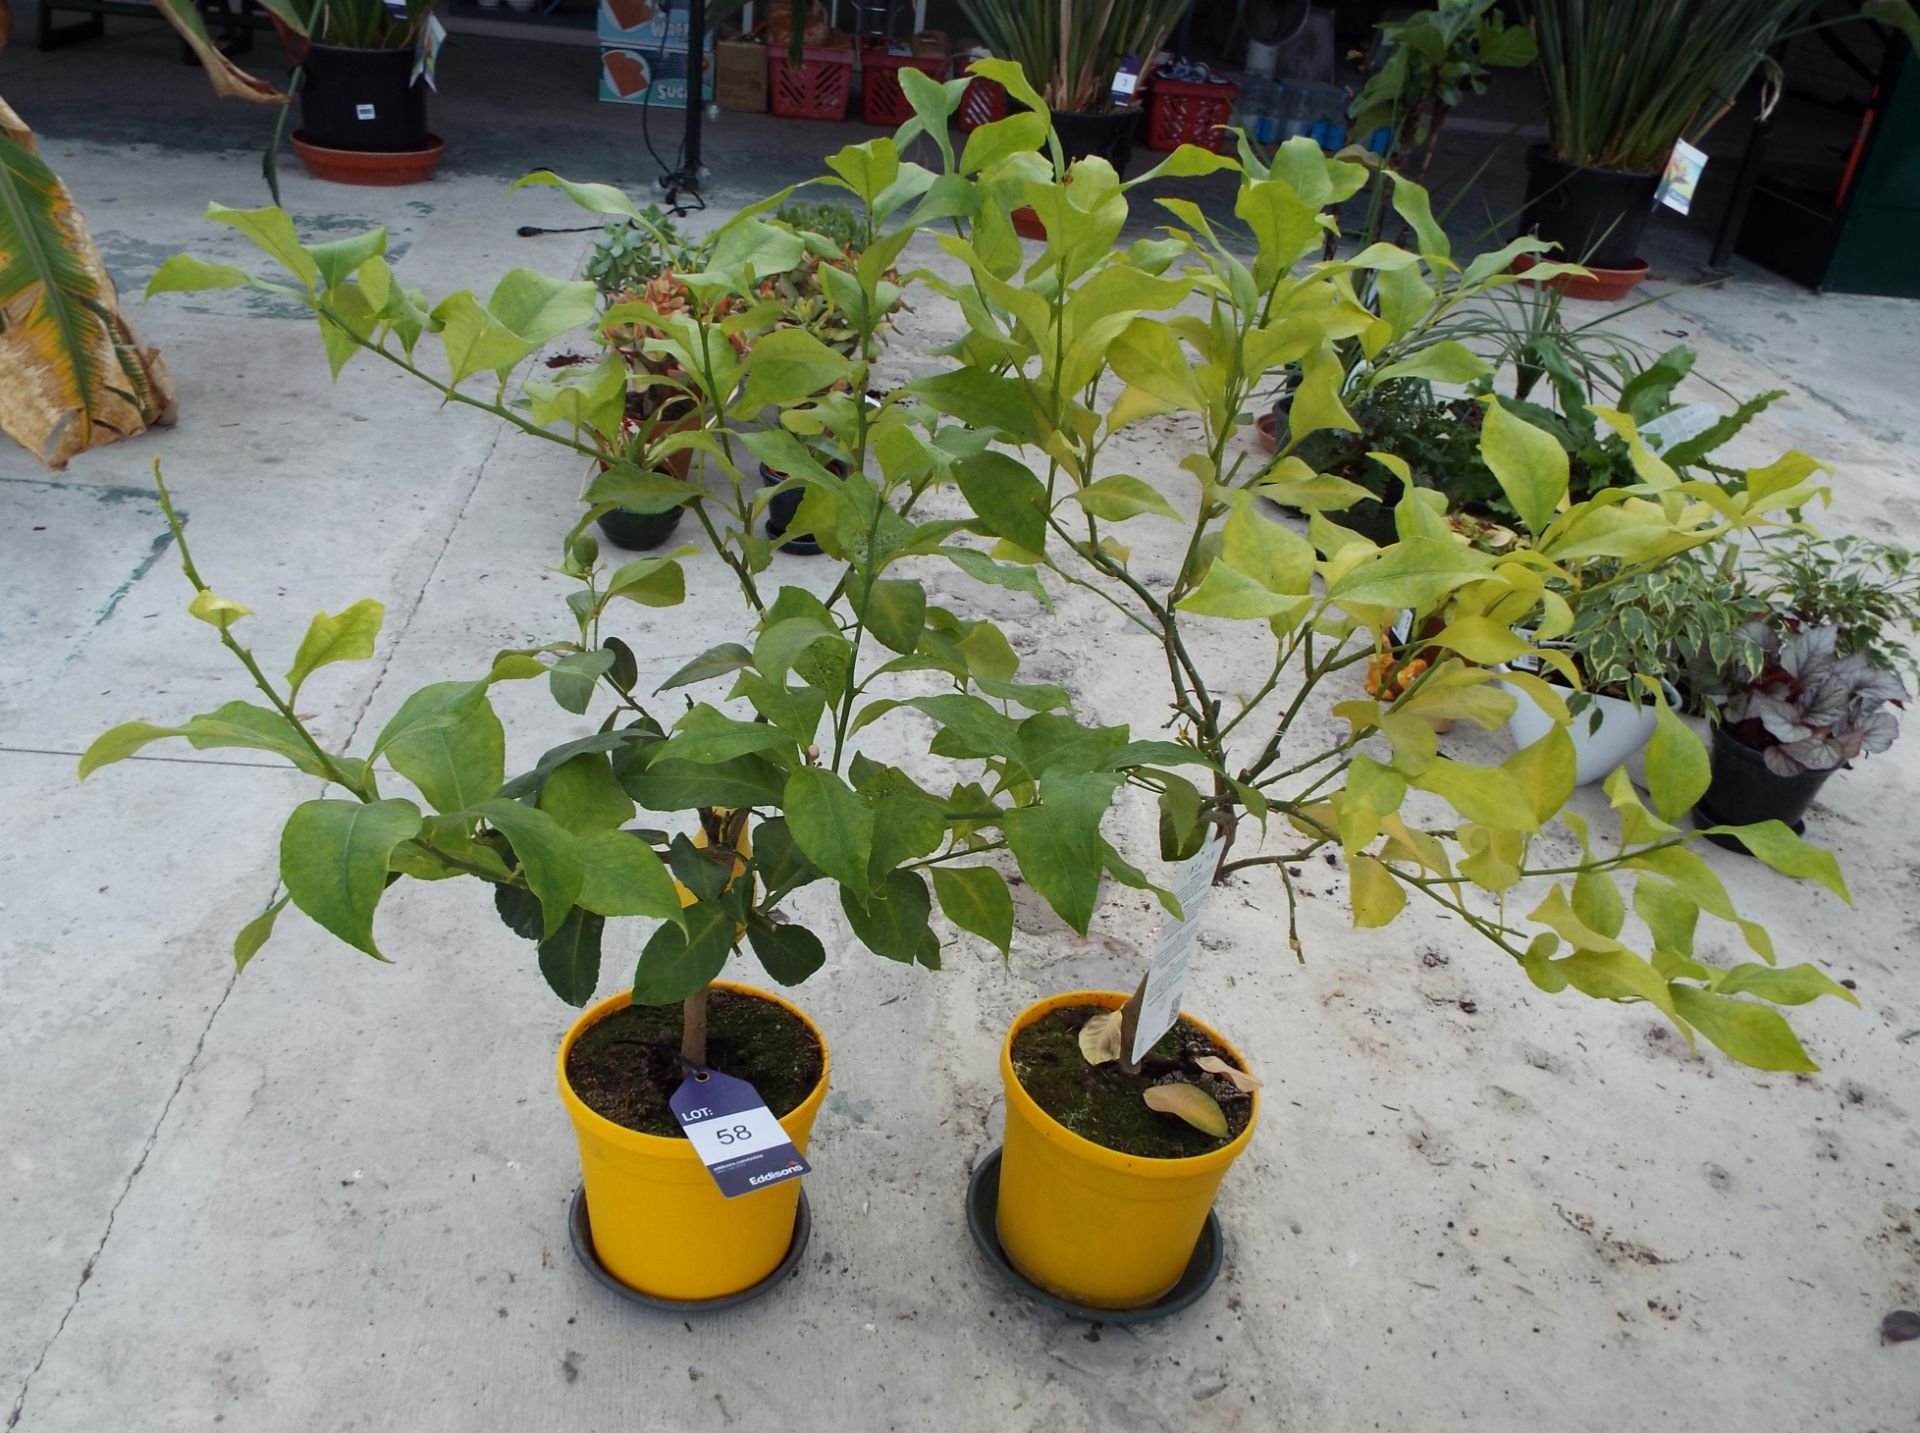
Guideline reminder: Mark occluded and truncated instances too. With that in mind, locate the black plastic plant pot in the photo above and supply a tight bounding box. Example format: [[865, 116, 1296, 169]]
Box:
[[1052, 107, 1140, 178], [1692, 722, 1834, 844], [760, 459, 846, 557], [1519, 144, 1659, 271], [595, 506, 685, 552], [300, 43, 431, 152]]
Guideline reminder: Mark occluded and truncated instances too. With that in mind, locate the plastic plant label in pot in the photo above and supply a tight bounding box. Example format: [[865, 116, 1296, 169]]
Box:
[[994, 991, 1258, 1310]]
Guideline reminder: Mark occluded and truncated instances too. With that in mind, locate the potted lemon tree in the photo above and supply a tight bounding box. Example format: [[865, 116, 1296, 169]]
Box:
[[112, 88, 1864, 1321]]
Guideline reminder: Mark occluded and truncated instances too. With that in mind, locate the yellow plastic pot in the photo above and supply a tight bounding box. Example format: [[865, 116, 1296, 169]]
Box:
[[995, 990, 1259, 1309], [555, 982, 829, 1301]]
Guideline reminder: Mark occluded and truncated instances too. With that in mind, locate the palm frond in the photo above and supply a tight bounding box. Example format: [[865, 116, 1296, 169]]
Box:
[[0, 108, 175, 467]]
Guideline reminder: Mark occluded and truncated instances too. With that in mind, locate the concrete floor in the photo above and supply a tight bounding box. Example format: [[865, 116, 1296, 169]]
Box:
[[6, 19, 1920, 1433]]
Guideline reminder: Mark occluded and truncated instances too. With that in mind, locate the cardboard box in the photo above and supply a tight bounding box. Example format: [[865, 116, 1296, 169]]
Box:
[[715, 36, 767, 112], [599, 42, 713, 108], [598, 0, 690, 47]]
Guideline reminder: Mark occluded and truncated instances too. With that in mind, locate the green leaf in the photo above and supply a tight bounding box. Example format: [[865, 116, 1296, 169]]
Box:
[[487, 268, 597, 344], [376, 681, 506, 814], [431, 291, 535, 384], [931, 865, 1014, 957], [285, 598, 383, 697], [941, 546, 1051, 606], [1074, 474, 1181, 523], [784, 767, 875, 895], [631, 901, 736, 1004], [232, 894, 289, 972], [207, 202, 320, 287], [954, 450, 1048, 554], [840, 869, 933, 962], [279, 798, 423, 960], [1177, 561, 1314, 620], [745, 913, 827, 985], [187, 589, 251, 630], [1480, 399, 1569, 535], [537, 907, 604, 1007], [904, 368, 1042, 443], [1372, 340, 1493, 386], [1669, 987, 1818, 1073], [1327, 538, 1491, 611], [863, 578, 927, 655], [661, 705, 799, 765], [1634, 877, 1699, 958], [1571, 869, 1625, 940], [549, 648, 615, 715], [1003, 771, 1123, 935], [1502, 722, 1576, 824], [1714, 962, 1859, 1009], [623, 755, 788, 811], [1389, 176, 1449, 262], [1410, 757, 1541, 832], [468, 799, 583, 939], [605, 556, 686, 608], [1705, 820, 1850, 902], [1348, 853, 1406, 927], [538, 753, 635, 835], [751, 816, 823, 895], [657, 643, 755, 693], [576, 830, 683, 922], [1643, 695, 1709, 823], [739, 327, 853, 408], [144, 252, 253, 297]]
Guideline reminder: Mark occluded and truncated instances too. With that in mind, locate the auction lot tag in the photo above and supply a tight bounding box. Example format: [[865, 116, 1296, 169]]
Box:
[[670, 1069, 811, 1199]]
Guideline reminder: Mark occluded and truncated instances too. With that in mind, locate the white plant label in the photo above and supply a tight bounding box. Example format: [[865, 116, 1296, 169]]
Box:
[[1656, 140, 1708, 216], [355, 103, 377, 121], [1130, 832, 1225, 1064]]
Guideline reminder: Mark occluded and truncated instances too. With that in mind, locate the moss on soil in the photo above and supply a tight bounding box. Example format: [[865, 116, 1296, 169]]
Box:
[[1010, 1005, 1254, 1159], [565, 990, 824, 1138]]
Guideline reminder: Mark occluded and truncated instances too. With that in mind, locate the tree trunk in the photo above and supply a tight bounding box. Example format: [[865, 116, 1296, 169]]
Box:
[[681, 985, 710, 1068]]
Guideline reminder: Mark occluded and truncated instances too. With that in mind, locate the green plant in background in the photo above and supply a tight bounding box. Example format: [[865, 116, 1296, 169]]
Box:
[[955, 0, 1190, 112], [1554, 554, 1769, 716], [1349, 0, 1537, 183], [109, 64, 1867, 1089], [1752, 533, 1920, 686], [1521, 0, 1920, 174], [1713, 623, 1906, 776], [773, 201, 867, 256], [583, 207, 696, 304]]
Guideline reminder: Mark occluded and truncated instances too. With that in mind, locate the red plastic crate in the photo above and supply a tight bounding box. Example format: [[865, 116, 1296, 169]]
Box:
[[770, 45, 855, 121], [955, 72, 1006, 131], [861, 49, 949, 126], [1145, 73, 1240, 153]]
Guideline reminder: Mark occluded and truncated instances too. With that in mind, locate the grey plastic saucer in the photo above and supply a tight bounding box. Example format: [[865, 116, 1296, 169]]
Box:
[[963, 1147, 1224, 1323], [568, 1183, 811, 1313]]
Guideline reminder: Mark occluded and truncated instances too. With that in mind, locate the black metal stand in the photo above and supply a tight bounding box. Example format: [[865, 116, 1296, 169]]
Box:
[[658, 0, 707, 211]]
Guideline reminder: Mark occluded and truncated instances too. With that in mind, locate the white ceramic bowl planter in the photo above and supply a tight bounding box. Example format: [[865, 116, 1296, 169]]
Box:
[[1500, 678, 1671, 786]]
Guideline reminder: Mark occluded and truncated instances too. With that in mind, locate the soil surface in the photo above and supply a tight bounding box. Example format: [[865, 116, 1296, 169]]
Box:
[[1010, 1005, 1255, 1159], [565, 991, 824, 1138]]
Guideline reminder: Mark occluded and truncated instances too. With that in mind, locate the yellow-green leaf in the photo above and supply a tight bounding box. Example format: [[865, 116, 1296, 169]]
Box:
[[1480, 399, 1568, 534], [1349, 853, 1406, 927], [286, 598, 383, 697]]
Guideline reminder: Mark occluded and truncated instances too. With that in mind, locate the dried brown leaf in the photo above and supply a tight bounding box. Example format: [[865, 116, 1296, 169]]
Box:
[[1143, 1081, 1229, 1138], [1194, 1053, 1263, 1092], [1078, 1008, 1123, 1066]]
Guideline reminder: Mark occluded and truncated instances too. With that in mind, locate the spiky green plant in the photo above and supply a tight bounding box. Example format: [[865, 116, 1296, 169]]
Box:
[[955, 0, 1191, 112], [1523, 0, 1919, 173]]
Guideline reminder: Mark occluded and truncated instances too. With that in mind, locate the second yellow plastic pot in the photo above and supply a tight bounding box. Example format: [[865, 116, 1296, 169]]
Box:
[[995, 990, 1259, 1309], [556, 982, 829, 1302]]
